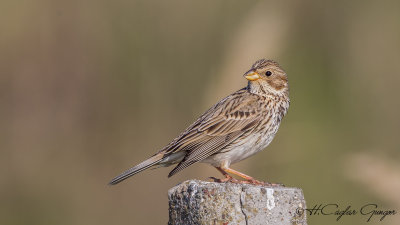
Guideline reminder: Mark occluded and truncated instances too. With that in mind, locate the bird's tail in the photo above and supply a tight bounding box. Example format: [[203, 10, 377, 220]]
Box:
[[109, 153, 164, 185]]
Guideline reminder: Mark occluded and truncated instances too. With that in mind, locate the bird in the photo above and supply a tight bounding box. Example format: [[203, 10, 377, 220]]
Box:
[[109, 59, 290, 185]]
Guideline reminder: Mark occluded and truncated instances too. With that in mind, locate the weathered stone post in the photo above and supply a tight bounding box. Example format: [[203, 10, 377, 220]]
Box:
[[168, 180, 307, 225]]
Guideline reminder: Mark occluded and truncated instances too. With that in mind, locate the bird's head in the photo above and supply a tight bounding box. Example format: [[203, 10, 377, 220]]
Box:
[[244, 59, 289, 96]]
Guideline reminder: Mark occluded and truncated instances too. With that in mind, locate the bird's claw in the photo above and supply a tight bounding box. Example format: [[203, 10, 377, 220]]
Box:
[[208, 176, 240, 183], [239, 179, 285, 187], [208, 177, 284, 187], [257, 181, 285, 187]]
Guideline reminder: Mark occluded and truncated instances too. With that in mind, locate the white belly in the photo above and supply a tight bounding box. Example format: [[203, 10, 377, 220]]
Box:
[[202, 129, 277, 167]]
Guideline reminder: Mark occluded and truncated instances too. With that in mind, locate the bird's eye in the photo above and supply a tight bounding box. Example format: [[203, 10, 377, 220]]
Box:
[[266, 71, 272, 76]]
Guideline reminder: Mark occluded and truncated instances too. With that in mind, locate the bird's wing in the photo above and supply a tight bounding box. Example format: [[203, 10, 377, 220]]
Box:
[[165, 89, 266, 177]]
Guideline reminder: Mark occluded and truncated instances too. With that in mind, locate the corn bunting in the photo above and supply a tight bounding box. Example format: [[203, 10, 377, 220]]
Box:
[[109, 59, 290, 185]]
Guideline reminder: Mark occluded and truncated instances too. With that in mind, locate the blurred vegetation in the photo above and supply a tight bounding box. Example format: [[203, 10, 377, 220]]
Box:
[[1, 0, 399, 224]]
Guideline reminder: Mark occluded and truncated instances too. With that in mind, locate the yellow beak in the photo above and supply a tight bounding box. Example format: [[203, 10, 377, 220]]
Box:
[[244, 71, 261, 81]]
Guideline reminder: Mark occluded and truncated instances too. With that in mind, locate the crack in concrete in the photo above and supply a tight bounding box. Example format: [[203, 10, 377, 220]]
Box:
[[239, 187, 248, 225]]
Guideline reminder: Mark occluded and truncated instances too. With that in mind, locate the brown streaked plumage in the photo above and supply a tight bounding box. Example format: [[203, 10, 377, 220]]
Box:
[[109, 59, 290, 185]]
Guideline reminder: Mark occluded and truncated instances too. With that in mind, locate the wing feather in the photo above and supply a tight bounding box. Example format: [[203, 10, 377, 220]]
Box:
[[162, 88, 266, 177]]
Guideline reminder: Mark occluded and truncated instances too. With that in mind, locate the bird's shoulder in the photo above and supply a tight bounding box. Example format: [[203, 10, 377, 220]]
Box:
[[195, 88, 265, 135]]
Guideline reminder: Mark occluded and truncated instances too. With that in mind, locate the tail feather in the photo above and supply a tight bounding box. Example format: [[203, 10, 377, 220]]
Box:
[[109, 154, 163, 185]]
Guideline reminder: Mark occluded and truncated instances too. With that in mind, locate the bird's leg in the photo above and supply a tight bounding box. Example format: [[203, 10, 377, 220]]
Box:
[[208, 167, 239, 183], [224, 167, 285, 186], [210, 167, 283, 186], [222, 167, 265, 185]]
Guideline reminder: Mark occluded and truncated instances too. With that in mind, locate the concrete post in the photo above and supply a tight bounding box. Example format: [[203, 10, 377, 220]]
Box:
[[168, 180, 307, 225]]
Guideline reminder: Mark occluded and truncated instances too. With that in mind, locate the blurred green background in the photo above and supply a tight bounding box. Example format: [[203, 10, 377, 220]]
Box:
[[1, 0, 400, 224]]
